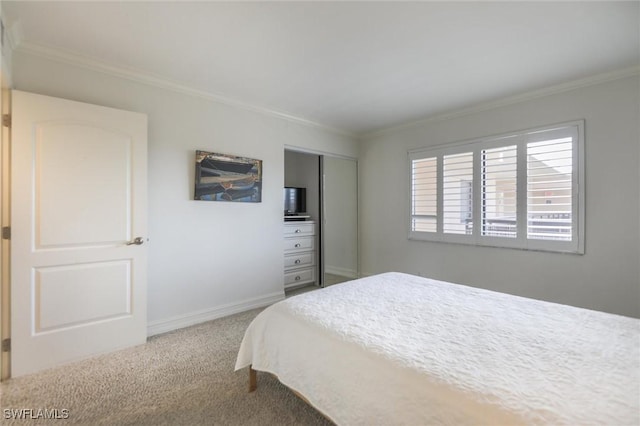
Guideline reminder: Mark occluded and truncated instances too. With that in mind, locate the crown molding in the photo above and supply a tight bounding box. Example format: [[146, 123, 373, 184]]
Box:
[[361, 65, 640, 141], [14, 41, 356, 138]]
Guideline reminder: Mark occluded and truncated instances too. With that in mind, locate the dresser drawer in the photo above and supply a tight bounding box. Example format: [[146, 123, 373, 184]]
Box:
[[284, 252, 315, 270], [284, 236, 315, 253], [284, 267, 316, 287], [284, 222, 315, 237]]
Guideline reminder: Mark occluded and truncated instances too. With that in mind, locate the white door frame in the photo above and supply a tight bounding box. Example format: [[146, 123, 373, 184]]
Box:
[[0, 62, 11, 382]]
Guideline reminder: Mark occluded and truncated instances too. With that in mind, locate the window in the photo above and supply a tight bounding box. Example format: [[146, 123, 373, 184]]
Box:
[[411, 157, 437, 232], [443, 152, 473, 235], [409, 121, 584, 253]]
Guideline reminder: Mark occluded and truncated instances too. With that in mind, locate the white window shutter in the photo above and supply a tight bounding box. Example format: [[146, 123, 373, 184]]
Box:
[[408, 120, 583, 253], [443, 152, 473, 235], [411, 157, 437, 233], [527, 137, 573, 241], [481, 145, 517, 238]]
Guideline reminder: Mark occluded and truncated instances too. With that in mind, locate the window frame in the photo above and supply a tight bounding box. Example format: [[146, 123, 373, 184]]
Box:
[[408, 120, 585, 254]]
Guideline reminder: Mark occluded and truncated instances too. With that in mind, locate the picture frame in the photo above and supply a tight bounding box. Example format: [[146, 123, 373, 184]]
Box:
[[194, 150, 262, 202]]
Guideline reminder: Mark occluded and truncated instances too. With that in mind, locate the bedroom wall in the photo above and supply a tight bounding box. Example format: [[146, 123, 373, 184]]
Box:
[[11, 50, 358, 333], [359, 75, 640, 318]]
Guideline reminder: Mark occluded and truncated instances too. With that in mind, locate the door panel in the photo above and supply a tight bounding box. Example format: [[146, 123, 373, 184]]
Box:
[[11, 90, 147, 377], [321, 156, 358, 286], [35, 260, 131, 332], [36, 123, 132, 248]]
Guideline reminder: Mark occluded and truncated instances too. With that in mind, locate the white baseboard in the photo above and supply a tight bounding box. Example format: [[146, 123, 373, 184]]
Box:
[[325, 266, 358, 278], [147, 291, 284, 337]]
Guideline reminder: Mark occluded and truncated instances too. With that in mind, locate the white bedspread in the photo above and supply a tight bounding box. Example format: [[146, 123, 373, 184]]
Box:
[[235, 272, 640, 425]]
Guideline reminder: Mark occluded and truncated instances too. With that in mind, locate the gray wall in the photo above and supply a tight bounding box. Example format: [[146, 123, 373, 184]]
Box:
[[359, 76, 640, 318], [12, 51, 358, 331]]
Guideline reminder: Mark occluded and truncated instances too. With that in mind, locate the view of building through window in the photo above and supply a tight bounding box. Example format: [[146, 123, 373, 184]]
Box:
[[527, 138, 572, 241], [443, 152, 473, 235], [481, 145, 517, 238], [411, 157, 437, 232]]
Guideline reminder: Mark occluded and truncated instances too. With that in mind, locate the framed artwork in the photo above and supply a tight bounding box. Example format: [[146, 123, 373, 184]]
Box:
[[194, 150, 262, 202]]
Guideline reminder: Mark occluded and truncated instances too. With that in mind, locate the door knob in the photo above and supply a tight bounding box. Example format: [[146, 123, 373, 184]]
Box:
[[126, 237, 144, 246]]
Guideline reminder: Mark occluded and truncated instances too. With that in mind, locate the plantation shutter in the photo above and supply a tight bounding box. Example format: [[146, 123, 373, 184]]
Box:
[[411, 157, 437, 233], [481, 145, 517, 238], [443, 152, 473, 235], [408, 120, 583, 253], [526, 137, 573, 241]]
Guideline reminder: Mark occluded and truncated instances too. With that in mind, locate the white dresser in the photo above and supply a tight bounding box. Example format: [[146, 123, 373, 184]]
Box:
[[284, 220, 316, 289]]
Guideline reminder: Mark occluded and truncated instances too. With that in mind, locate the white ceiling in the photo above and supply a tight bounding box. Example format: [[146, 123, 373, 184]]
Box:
[[2, 1, 639, 135]]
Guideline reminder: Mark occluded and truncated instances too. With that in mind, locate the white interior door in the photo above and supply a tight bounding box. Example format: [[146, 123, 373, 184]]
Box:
[[11, 90, 147, 377]]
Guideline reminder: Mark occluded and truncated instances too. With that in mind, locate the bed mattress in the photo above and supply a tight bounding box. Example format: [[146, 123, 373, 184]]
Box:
[[235, 272, 640, 425]]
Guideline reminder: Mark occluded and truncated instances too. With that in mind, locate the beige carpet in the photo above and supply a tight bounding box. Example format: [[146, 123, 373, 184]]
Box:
[[0, 309, 332, 425]]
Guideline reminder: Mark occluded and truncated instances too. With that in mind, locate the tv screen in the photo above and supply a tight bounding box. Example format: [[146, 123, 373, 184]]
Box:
[[284, 187, 306, 215]]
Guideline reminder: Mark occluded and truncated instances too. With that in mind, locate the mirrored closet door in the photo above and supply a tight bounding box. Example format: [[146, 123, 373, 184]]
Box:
[[320, 156, 358, 287]]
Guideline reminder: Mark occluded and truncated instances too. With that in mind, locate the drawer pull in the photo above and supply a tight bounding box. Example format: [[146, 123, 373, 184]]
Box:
[[295, 229, 302, 233], [295, 243, 301, 248], [295, 276, 301, 281], [295, 259, 301, 264]]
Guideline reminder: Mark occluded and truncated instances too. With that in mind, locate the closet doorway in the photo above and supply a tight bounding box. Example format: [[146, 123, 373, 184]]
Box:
[[284, 148, 358, 288]]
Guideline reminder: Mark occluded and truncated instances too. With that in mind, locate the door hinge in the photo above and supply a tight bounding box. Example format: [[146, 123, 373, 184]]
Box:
[[1, 338, 9, 352], [1, 226, 9, 240], [2, 114, 10, 128]]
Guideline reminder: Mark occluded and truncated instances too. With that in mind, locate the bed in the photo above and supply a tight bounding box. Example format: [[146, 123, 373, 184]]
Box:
[[235, 272, 640, 425]]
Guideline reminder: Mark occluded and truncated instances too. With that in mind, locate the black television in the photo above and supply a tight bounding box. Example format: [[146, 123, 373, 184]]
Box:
[[283, 187, 306, 216]]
